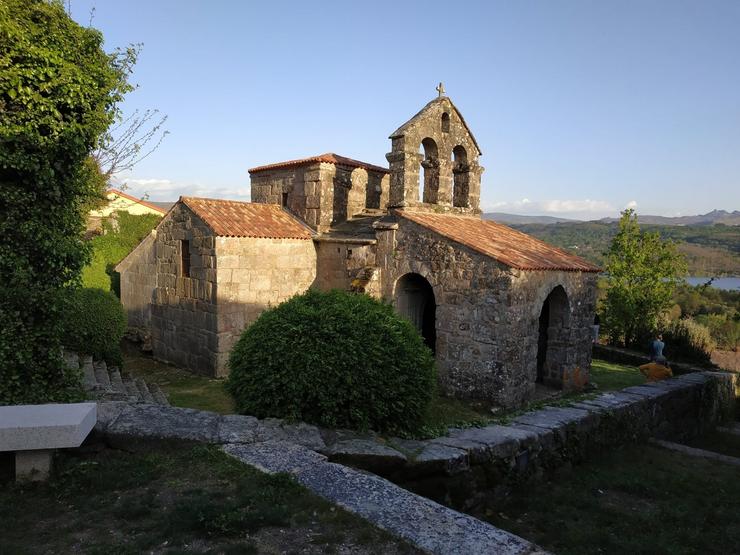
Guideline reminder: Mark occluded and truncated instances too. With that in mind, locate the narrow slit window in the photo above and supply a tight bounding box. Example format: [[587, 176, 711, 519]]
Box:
[[181, 239, 190, 277], [282, 192, 289, 207]]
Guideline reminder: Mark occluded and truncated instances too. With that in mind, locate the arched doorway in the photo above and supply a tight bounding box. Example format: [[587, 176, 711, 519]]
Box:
[[536, 285, 570, 387], [395, 273, 436, 353]]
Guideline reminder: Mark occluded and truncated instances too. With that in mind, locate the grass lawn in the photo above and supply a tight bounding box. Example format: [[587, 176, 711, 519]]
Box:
[[478, 442, 740, 555], [122, 341, 235, 414], [0, 445, 418, 555], [590, 359, 645, 391]]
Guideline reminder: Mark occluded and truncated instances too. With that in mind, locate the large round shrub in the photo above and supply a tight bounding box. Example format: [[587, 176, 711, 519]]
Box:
[[226, 290, 436, 434], [61, 288, 127, 364]]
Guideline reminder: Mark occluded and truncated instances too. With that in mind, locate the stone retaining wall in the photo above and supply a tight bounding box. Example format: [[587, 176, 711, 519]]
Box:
[[320, 372, 737, 511], [93, 371, 735, 554]]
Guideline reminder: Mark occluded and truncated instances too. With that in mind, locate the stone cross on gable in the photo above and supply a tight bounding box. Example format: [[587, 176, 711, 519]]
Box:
[[436, 82, 446, 97]]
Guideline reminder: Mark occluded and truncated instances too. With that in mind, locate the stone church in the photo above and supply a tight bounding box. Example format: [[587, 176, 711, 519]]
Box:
[[117, 91, 600, 408]]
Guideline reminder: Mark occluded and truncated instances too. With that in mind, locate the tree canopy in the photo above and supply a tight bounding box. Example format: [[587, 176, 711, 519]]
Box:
[[601, 209, 687, 347], [0, 0, 134, 403]]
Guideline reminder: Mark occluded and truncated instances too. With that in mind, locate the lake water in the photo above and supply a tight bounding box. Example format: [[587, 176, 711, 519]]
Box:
[[684, 277, 740, 291]]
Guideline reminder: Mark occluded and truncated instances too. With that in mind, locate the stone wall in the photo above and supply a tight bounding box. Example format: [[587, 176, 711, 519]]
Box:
[[510, 269, 598, 394], [322, 371, 737, 513], [375, 217, 597, 408], [387, 97, 483, 213], [214, 236, 317, 376], [314, 240, 376, 292], [150, 204, 219, 375], [117, 232, 157, 329], [250, 163, 390, 233]]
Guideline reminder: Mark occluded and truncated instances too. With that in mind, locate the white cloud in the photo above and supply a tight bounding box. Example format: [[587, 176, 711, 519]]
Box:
[[110, 176, 250, 202], [483, 198, 614, 215], [625, 200, 638, 209], [538, 199, 613, 213]]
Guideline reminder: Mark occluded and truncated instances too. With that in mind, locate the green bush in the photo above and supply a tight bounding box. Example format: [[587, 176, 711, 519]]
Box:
[[83, 211, 161, 293], [695, 313, 740, 351], [226, 290, 436, 434], [662, 317, 716, 364], [61, 288, 127, 365]]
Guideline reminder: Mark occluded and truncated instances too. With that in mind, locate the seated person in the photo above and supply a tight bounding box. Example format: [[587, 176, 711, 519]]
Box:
[[639, 357, 673, 382], [649, 334, 665, 361]]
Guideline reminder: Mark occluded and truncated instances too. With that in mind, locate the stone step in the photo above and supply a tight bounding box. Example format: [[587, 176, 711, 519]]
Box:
[[81, 355, 96, 390], [124, 380, 142, 400], [135, 378, 155, 404], [108, 368, 127, 395], [149, 384, 170, 405], [93, 361, 110, 390]]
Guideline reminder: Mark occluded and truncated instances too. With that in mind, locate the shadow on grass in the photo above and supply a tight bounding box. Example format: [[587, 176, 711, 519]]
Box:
[[478, 442, 740, 555], [121, 341, 235, 414]]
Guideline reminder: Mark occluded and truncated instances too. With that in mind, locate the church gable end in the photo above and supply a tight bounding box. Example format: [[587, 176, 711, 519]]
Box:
[[386, 91, 484, 213]]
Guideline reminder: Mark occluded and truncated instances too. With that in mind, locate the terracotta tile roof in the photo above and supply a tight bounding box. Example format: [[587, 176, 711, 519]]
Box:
[[107, 188, 167, 214], [180, 197, 314, 240], [249, 153, 389, 174], [398, 211, 601, 272]]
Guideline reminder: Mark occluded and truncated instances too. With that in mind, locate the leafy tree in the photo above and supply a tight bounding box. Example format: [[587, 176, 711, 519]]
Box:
[[601, 209, 687, 348], [0, 0, 134, 403]]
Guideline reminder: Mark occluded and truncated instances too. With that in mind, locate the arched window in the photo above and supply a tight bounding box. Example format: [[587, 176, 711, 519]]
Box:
[[441, 112, 450, 133], [452, 145, 469, 207], [419, 138, 439, 203]]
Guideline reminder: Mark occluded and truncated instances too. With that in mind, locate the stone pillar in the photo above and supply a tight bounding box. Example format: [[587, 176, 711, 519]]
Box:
[[387, 137, 423, 208], [467, 163, 484, 213], [317, 163, 336, 233], [373, 219, 399, 296], [438, 156, 453, 206], [15, 449, 53, 481]]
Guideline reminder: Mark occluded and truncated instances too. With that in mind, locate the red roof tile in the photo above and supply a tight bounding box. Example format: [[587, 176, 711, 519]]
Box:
[[180, 197, 314, 240], [398, 211, 601, 272], [249, 153, 389, 174], [107, 188, 167, 214]]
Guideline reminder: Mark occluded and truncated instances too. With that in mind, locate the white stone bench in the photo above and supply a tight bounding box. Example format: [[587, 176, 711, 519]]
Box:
[[0, 403, 97, 481]]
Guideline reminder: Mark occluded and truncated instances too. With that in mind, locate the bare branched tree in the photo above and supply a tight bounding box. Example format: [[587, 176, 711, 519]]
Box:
[[93, 108, 169, 180]]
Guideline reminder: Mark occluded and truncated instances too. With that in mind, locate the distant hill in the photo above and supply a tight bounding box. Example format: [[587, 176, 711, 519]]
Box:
[[506, 220, 740, 276], [482, 213, 579, 225], [484, 209, 740, 227], [598, 210, 740, 226]]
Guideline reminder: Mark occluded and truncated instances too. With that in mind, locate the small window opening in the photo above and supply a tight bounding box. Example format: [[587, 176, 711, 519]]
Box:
[[181, 239, 191, 278], [281, 192, 289, 207], [441, 112, 450, 133]]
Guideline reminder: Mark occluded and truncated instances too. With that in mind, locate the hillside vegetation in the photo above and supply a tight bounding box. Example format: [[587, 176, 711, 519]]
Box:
[[510, 222, 740, 275]]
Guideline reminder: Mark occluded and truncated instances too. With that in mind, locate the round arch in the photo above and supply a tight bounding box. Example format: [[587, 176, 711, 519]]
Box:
[[536, 285, 571, 387], [395, 272, 436, 354]]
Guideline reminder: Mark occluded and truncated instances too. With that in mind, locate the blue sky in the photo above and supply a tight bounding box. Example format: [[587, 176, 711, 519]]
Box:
[[71, 0, 739, 219]]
